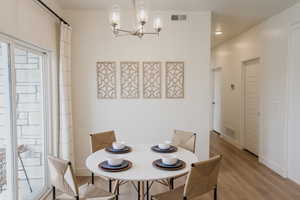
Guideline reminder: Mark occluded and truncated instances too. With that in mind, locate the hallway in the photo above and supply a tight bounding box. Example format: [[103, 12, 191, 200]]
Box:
[[209, 132, 300, 200]]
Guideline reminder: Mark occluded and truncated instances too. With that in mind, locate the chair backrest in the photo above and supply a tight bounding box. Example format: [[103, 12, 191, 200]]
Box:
[[48, 156, 79, 197], [90, 130, 116, 153], [172, 130, 196, 153], [183, 155, 222, 199]]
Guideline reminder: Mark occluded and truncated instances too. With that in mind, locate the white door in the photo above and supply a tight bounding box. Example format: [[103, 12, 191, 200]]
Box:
[[213, 68, 222, 134], [288, 23, 300, 184], [244, 59, 260, 155]]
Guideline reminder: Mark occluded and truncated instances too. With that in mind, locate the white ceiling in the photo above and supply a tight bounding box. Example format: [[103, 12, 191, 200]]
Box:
[[58, 0, 300, 47]]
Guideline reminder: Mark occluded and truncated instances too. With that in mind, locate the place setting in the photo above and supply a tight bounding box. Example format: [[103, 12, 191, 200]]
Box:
[[151, 141, 178, 153], [99, 156, 132, 172], [152, 155, 186, 171], [105, 141, 132, 154]]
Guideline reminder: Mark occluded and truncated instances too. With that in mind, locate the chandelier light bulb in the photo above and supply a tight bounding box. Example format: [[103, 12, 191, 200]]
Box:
[[153, 17, 162, 31], [110, 5, 120, 26], [138, 8, 148, 24]]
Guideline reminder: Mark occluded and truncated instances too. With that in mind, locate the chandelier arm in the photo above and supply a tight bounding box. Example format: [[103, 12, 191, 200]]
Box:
[[117, 33, 134, 37], [116, 29, 134, 34], [143, 32, 159, 35]]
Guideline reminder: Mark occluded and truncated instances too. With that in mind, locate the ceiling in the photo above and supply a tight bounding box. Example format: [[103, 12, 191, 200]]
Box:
[[58, 0, 300, 47]]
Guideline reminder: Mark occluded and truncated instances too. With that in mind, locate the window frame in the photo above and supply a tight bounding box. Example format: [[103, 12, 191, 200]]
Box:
[[0, 32, 53, 200]]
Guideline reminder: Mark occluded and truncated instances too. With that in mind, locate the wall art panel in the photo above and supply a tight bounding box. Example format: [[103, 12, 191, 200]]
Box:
[[166, 62, 184, 98], [97, 61, 116, 99], [120, 62, 139, 98], [143, 62, 162, 99]]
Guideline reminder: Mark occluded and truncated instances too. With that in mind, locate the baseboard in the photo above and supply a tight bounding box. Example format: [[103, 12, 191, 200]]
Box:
[[259, 157, 287, 178], [288, 175, 300, 185], [219, 134, 243, 150], [76, 168, 91, 176]]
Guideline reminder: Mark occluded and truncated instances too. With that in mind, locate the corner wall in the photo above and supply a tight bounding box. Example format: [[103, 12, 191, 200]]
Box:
[[64, 10, 212, 174], [212, 2, 300, 182]]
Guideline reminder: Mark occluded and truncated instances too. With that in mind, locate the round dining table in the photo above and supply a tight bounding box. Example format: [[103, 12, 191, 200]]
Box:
[[86, 144, 198, 200]]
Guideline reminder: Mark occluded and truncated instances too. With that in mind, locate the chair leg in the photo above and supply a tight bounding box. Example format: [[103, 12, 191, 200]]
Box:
[[52, 186, 56, 200], [76, 196, 79, 200], [214, 185, 218, 200], [18, 153, 33, 192], [91, 172, 94, 184], [109, 179, 112, 192]]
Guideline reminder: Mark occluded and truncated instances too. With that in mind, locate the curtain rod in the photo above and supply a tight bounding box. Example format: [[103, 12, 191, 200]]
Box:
[[36, 0, 70, 26]]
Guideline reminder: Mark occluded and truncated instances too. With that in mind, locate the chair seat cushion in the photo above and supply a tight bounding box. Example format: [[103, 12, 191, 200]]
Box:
[[152, 186, 185, 200], [80, 184, 115, 199], [56, 184, 115, 200]]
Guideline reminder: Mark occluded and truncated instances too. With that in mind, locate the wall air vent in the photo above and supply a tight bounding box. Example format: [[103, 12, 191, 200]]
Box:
[[171, 15, 187, 21], [225, 127, 236, 139]]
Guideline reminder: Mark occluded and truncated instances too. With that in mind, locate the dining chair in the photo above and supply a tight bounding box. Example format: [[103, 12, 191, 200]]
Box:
[[151, 155, 222, 200], [159, 130, 197, 190], [89, 130, 125, 196], [48, 155, 115, 200], [172, 130, 197, 153], [89, 131, 116, 186]]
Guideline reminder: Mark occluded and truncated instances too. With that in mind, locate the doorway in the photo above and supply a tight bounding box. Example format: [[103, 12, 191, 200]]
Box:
[[242, 58, 260, 156]]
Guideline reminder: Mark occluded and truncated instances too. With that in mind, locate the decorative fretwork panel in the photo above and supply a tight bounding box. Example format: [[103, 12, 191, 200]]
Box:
[[120, 62, 139, 99], [97, 62, 117, 99], [166, 62, 184, 98], [143, 62, 162, 99]]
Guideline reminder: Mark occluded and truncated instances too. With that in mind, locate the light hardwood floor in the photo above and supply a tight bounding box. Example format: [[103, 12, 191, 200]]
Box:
[[47, 133, 300, 200]]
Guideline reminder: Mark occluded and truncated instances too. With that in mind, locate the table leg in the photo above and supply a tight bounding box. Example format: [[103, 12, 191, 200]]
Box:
[[146, 181, 149, 200], [169, 178, 174, 190], [138, 181, 140, 200]]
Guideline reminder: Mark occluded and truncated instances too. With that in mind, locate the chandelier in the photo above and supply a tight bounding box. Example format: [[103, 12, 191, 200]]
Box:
[[110, 0, 162, 38]]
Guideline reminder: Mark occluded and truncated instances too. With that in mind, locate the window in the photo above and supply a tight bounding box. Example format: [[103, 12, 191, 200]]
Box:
[[0, 35, 52, 200]]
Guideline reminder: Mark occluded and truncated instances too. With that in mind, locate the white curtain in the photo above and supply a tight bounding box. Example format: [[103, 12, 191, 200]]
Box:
[[59, 22, 74, 163]]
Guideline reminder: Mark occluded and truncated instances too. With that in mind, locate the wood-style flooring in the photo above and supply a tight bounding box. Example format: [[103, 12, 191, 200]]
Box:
[[46, 133, 300, 200]]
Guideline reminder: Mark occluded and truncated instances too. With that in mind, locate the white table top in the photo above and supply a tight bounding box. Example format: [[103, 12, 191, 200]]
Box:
[[86, 144, 199, 181]]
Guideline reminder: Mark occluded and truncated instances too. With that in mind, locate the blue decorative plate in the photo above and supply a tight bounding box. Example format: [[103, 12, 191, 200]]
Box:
[[105, 146, 131, 154], [151, 145, 178, 153], [99, 160, 132, 172], [153, 159, 186, 171]]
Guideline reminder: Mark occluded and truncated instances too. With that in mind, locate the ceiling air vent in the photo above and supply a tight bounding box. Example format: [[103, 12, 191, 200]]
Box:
[[171, 15, 187, 21]]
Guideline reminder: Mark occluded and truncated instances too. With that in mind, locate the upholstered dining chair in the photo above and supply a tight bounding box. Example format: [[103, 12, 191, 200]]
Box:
[[89, 131, 116, 192], [48, 155, 115, 200], [152, 155, 222, 200]]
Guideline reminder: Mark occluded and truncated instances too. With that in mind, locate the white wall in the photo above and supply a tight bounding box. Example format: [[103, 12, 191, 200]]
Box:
[[212, 2, 300, 183], [64, 10, 212, 174], [0, 0, 62, 155], [287, 20, 300, 185]]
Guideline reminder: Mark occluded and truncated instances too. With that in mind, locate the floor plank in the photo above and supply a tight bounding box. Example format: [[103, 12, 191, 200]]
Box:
[[46, 133, 300, 200]]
